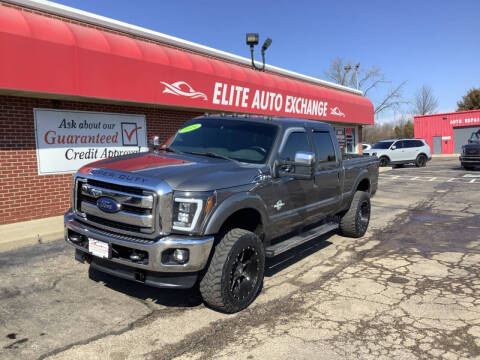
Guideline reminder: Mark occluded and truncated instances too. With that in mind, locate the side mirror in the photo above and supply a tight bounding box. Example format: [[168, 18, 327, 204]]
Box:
[[391, 145, 396, 150], [148, 135, 160, 151], [274, 151, 315, 180], [294, 151, 315, 165]]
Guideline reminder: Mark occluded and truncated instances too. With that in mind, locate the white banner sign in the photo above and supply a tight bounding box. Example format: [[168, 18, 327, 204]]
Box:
[[34, 109, 147, 175]]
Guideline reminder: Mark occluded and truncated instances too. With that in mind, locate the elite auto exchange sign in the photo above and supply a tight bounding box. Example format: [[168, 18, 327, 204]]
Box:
[[160, 80, 346, 119], [34, 109, 147, 175]]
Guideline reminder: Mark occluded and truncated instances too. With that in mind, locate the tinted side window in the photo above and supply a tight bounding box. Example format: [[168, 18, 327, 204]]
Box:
[[280, 132, 310, 161], [403, 140, 423, 148], [403, 140, 415, 148], [312, 131, 336, 163], [393, 141, 404, 149]]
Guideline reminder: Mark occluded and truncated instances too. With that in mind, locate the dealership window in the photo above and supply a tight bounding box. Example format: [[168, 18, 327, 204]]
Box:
[[334, 127, 358, 153]]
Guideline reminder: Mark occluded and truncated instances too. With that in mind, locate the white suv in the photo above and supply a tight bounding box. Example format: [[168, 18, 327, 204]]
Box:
[[364, 139, 432, 167]]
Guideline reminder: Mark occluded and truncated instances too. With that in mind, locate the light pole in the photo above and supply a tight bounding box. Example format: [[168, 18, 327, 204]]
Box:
[[344, 63, 360, 89], [354, 63, 360, 90], [246, 33, 272, 71]]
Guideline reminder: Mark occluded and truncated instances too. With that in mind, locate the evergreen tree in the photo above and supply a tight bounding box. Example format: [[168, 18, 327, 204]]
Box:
[[457, 89, 480, 111]]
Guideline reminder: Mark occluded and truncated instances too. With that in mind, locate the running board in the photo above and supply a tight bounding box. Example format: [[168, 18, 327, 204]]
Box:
[[265, 222, 338, 258]]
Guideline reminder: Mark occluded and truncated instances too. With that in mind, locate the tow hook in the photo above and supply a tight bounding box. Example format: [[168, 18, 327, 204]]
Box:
[[133, 270, 146, 283]]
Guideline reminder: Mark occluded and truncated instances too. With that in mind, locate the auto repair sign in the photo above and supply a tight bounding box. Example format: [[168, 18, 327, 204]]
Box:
[[34, 109, 147, 175]]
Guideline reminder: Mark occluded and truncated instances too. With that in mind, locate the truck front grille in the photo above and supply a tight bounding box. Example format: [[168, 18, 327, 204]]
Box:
[[75, 177, 157, 237]]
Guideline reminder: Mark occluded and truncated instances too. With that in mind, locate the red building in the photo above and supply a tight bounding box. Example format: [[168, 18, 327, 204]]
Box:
[[414, 110, 480, 155], [0, 0, 373, 226]]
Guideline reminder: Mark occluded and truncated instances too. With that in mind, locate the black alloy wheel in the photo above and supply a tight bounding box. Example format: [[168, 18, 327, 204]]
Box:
[[415, 154, 427, 167], [379, 157, 389, 167], [357, 197, 371, 235], [339, 191, 371, 238], [200, 229, 265, 313], [229, 246, 261, 301]]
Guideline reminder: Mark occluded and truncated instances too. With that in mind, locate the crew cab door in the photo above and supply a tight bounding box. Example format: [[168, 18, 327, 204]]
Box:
[[311, 130, 342, 216], [267, 128, 316, 236]]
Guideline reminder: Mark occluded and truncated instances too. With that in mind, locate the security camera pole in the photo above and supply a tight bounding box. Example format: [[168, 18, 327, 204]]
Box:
[[246, 33, 272, 71]]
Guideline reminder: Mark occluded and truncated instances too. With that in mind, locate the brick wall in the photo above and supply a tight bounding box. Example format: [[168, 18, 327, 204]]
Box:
[[0, 95, 201, 225]]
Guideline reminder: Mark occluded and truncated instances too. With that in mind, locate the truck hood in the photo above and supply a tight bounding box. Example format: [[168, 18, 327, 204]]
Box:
[[78, 151, 262, 191], [463, 143, 480, 155]]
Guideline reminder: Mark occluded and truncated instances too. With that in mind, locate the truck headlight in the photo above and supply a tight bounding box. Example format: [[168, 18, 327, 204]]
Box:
[[172, 198, 203, 231]]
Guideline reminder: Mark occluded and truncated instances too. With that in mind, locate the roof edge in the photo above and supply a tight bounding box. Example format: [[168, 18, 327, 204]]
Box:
[[414, 109, 480, 119], [3, 0, 363, 96]]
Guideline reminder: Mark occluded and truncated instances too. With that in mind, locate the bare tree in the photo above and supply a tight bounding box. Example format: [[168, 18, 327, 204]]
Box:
[[324, 57, 407, 115], [363, 123, 395, 144], [412, 85, 439, 115]]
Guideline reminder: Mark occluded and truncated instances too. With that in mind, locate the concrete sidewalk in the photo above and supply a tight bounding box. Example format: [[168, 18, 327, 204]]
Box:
[[432, 153, 460, 157], [0, 215, 64, 252]]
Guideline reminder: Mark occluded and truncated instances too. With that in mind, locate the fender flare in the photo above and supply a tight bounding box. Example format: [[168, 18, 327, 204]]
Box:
[[351, 169, 371, 195], [203, 192, 270, 235]]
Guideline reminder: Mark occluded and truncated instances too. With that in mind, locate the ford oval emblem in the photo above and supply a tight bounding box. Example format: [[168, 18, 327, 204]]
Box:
[[96, 197, 121, 213]]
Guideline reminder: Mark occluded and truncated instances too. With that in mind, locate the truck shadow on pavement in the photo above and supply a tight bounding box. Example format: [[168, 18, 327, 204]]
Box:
[[265, 231, 335, 277], [86, 232, 336, 307], [87, 267, 203, 307]]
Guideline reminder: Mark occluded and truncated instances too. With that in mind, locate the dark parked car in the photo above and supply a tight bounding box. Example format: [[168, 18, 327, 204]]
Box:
[[64, 116, 379, 313], [460, 130, 480, 170]]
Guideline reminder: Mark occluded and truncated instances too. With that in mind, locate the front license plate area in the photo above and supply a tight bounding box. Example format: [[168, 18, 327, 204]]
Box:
[[88, 238, 110, 259]]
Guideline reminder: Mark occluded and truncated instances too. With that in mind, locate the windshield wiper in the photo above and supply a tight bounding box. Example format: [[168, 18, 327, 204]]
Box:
[[184, 151, 240, 164], [163, 147, 186, 155]]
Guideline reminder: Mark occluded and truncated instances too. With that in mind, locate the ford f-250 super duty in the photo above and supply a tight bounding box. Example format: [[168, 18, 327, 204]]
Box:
[[65, 115, 379, 313]]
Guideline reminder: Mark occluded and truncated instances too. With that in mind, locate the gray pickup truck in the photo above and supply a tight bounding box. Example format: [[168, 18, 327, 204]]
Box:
[[460, 130, 480, 170], [65, 115, 379, 313]]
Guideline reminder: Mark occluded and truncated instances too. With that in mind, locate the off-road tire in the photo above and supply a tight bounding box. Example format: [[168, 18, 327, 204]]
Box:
[[339, 191, 371, 238], [415, 154, 427, 167], [199, 229, 265, 313], [379, 156, 389, 167]]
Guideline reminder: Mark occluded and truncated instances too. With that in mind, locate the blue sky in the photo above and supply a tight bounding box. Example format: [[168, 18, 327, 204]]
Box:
[[54, 0, 480, 122]]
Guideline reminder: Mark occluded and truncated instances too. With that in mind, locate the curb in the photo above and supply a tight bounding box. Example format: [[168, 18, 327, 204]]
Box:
[[432, 154, 460, 158], [0, 216, 64, 252]]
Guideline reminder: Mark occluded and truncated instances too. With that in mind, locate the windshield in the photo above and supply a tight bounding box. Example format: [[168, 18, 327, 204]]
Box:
[[372, 141, 394, 149], [168, 119, 278, 164]]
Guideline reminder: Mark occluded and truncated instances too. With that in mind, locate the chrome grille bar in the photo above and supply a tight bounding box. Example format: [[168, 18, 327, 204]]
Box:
[[80, 183, 153, 209], [80, 202, 153, 227], [74, 177, 158, 236]]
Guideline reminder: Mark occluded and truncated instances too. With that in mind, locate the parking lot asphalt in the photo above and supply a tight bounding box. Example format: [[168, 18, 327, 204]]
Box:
[[1, 158, 479, 360]]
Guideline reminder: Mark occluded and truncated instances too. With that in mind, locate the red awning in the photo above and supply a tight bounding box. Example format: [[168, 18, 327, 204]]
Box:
[[0, 6, 373, 124]]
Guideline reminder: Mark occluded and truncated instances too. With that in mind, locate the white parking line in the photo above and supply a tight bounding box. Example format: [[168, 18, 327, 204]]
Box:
[[379, 174, 480, 184]]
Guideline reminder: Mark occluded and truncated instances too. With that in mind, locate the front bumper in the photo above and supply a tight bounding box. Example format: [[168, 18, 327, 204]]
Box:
[[460, 156, 480, 164], [64, 211, 214, 274]]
